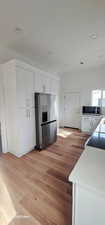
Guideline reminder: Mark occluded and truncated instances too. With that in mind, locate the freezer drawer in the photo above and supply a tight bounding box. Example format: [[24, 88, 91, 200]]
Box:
[[42, 120, 57, 149]]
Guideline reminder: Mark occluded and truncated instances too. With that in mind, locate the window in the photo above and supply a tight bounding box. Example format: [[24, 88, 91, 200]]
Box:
[[92, 90, 101, 106], [92, 90, 105, 107]]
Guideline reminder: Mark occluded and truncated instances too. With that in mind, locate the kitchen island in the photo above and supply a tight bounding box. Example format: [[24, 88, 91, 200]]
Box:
[[69, 117, 105, 225]]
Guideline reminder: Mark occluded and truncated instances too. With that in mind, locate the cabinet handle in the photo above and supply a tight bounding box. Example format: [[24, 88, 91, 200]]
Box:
[[28, 111, 30, 119], [26, 98, 30, 107], [26, 109, 30, 119]]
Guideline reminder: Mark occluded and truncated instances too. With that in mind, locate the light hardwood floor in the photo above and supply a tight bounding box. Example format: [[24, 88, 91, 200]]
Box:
[[0, 128, 89, 225]]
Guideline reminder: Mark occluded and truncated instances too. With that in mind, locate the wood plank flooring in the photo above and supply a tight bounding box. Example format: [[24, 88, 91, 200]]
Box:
[[0, 128, 89, 225]]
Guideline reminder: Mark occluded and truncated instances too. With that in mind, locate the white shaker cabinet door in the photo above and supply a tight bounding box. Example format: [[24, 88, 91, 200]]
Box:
[[74, 184, 105, 225], [17, 108, 35, 156], [50, 79, 58, 95], [16, 67, 34, 108], [91, 117, 101, 130], [41, 74, 51, 94], [35, 71, 51, 94], [81, 116, 102, 133], [81, 117, 92, 133]]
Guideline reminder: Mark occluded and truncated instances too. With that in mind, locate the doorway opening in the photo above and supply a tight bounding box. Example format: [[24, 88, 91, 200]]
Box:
[[63, 92, 80, 129]]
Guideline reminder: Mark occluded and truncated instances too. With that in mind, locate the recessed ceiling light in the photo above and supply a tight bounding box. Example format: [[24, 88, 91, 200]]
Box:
[[48, 50, 53, 55], [98, 54, 104, 59], [14, 27, 23, 34], [64, 63, 69, 66], [89, 34, 97, 39], [80, 61, 84, 65]]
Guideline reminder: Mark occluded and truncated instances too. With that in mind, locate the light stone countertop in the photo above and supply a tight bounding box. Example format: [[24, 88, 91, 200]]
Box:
[[69, 117, 105, 195]]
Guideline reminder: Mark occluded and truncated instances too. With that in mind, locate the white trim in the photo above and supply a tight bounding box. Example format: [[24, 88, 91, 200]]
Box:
[[10, 147, 35, 158], [5, 59, 60, 81], [0, 66, 8, 153]]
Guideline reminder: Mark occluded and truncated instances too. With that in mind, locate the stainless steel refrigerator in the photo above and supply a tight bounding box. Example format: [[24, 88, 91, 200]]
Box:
[[35, 93, 57, 150]]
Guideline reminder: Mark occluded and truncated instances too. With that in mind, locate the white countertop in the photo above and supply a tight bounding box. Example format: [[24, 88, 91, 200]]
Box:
[[69, 117, 105, 195], [81, 114, 103, 117], [69, 146, 105, 194]]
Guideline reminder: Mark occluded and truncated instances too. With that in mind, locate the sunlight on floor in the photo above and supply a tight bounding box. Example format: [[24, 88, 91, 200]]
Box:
[[58, 129, 73, 138], [0, 175, 16, 225]]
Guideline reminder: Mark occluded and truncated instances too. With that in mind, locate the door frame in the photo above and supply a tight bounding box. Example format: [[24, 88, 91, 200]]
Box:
[[63, 91, 81, 128]]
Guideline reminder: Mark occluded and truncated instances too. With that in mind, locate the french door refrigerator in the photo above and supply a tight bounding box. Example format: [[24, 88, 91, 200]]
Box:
[[35, 93, 57, 150]]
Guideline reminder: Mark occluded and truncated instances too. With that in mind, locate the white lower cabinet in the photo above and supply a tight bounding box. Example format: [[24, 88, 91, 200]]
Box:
[[81, 115, 102, 134], [72, 184, 105, 225]]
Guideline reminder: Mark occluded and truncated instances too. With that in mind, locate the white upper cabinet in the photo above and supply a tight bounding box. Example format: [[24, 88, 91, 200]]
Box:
[[34, 67, 60, 95], [34, 70, 52, 94], [50, 78, 59, 95], [34, 70, 43, 93], [16, 66, 34, 108], [41, 73, 50, 93]]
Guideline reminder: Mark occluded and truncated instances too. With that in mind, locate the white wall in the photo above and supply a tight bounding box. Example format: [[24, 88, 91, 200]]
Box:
[[0, 68, 2, 120], [60, 65, 105, 126], [0, 66, 8, 153]]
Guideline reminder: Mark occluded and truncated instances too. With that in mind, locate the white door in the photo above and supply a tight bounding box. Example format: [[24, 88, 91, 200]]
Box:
[[64, 92, 80, 128]]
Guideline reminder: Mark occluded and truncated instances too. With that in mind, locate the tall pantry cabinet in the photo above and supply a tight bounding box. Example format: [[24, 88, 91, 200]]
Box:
[[2, 60, 35, 157], [2, 59, 59, 157]]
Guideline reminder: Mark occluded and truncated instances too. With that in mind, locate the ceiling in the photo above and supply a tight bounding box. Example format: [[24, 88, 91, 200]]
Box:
[[0, 0, 105, 74]]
